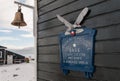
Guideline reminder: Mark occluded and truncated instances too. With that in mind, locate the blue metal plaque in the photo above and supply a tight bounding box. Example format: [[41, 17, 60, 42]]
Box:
[[59, 27, 96, 78]]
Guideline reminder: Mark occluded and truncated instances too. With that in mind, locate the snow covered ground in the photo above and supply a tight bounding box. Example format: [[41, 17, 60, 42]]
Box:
[[0, 61, 36, 81]]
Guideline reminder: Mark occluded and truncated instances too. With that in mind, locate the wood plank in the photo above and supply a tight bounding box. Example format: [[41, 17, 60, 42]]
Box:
[[65, 67, 120, 81], [37, 62, 88, 78], [38, 0, 56, 9], [96, 24, 120, 40], [39, 0, 120, 23], [50, 67, 120, 81], [38, 10, 120, 31], [38, 63, 61, 73], [38, 53, 120, 68], [84, 10, 120, 28], [95, 40, 120, 53], [38, 54, 60, 63], [38, 71, 64, 81], [38, 56, 120, 81], [38, 23, 120, 46], [37, 63, 120, 81], [93, 67, 120, 81], [38, 0, 76, 15], [95, 54, 120, 68], [37, 62, 120, 74], [38, 45, 59, 54], [38, 70, 97, 81], [38, 39, 120, 54], [38, 36, 59, 46], [90, 0, 120, 17], [39, 0, 107, 17], [38, 25, 66, 38]]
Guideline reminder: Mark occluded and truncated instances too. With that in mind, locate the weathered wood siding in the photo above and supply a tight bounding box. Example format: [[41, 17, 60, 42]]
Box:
[[37, 0, 120, 81]]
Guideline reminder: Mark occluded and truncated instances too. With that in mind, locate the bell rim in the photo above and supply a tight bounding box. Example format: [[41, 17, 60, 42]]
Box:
[[11, 22, 27, 26]]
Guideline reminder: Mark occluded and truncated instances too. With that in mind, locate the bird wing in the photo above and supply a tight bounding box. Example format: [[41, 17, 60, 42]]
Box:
[[74, 7, 89, 25], [57, 15, 73, 31]]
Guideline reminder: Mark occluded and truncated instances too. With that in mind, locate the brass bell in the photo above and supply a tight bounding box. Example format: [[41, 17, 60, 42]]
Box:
[[11, 6, 27, 28]]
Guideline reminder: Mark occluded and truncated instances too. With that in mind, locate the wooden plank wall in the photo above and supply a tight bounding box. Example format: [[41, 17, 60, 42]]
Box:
[[37, 0, 120, 81]]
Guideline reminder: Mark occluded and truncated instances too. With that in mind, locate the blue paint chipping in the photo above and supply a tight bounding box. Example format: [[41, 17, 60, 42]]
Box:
[[59, 27, 97, 78]]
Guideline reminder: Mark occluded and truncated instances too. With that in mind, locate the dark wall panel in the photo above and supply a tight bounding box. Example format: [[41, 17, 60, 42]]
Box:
[[38, 54, 120, 68], [38, 36, 58, 46], [96, 24, 120, 40], [38, 70, 98, 81], [38, 10, 120, 31], [38, 0, 56, 8], [38, 40, 120, 55], [94, 68, 120, 81], [37, 0, 120, 81], [38, 0, 107, 23], [95, 40, 120, 53], [38, 63, 61, 72], [38, 0, 76, 15], [38, 25, 65, 39], [38, 54, 60, 63], [38, 23, 120, 46], [38, 45, 59, 54], [84, 10, 120, 28], [95, 54, 120, 68], [39, 0, 120, 23], [38, 63, 120, 81]]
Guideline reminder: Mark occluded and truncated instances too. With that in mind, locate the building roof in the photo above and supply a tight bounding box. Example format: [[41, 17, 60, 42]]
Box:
[[6, 50, 25, 58], [0, 46, 7, 49]]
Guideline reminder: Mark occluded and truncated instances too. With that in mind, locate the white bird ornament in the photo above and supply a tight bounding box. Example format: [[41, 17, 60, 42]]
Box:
[[56, 7, 89, 36]]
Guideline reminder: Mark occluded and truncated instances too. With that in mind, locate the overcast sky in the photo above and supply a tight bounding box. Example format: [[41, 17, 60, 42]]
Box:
[[0, 0, 35, 58]]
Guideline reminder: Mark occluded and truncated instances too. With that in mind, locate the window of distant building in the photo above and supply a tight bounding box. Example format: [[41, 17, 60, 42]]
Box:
[[0, 51, 2, 58]]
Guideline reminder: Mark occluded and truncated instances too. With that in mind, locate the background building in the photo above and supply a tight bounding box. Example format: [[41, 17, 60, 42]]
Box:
[[37, 0, 120, 81], [0, 46, 7, 64], [6, 50, 25, 64], [0, 45, 25, 65]]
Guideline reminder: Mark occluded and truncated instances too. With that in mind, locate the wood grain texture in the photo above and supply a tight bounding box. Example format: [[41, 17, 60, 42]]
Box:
[[38, 0, 108, 23], [95, 54, 120, 68], [38, 70, 97, 81], [38, 36, 59, 46], [37, 23, 120, 46], [38, 0, 56, 8], [95, 40, 120, 53], [38, 53, 120, 68], [38, 63, 61, 73], [39, 0, 120, 23], [37, 63, 120, 81], [93, 68, 120, 81], [38, 45, 59, 54], [38, 10, 120, 31], [38, 0, 76, 15], [38, 39, 120, 54], [38, 54, 60, 63], [38, 25, 65, 38]]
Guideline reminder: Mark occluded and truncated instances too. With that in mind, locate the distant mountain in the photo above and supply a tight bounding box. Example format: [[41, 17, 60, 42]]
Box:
[[9, 46, 35, 58]]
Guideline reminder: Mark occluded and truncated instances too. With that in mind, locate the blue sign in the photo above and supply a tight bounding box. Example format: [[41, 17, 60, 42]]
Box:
[[59, 27, 96, 78]]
